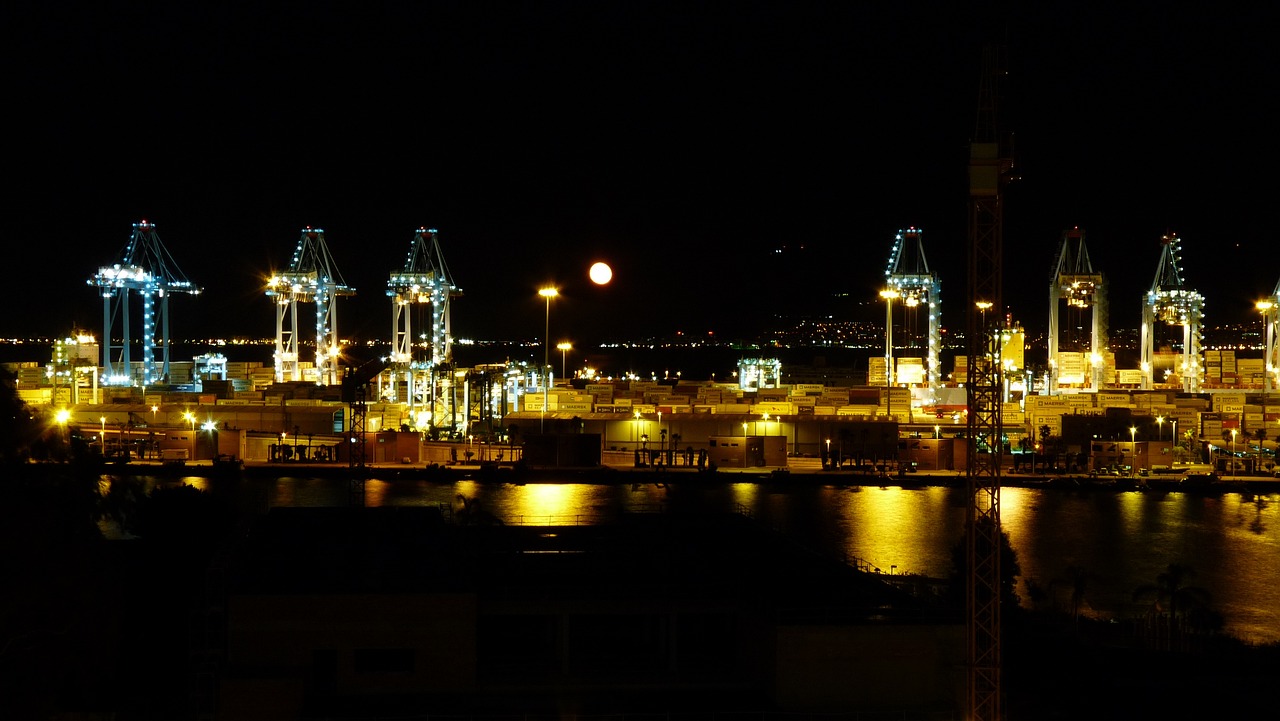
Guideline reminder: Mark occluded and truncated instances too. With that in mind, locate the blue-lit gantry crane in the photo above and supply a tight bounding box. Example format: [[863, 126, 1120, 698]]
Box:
[[88, 220, 202, 386], [1140, 232, 1204, 393], [265, 228, 355, 386], [1048, 228, 1108, 393], [386, 228, 462, 428], [881, 228, 941, 401]]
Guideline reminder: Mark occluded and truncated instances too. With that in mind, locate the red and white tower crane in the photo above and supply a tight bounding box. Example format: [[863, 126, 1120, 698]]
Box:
[[386, 228, 462, 425], [965, 45, 1012, 721], [1048, 227, 1108, 393], [1140, 232, 1204, 393], [265, 227, 355, 386], [88, 220, 202, 386]]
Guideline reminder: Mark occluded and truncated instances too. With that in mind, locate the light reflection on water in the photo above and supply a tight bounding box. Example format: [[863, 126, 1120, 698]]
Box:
[[122, 474, 1280, 645]]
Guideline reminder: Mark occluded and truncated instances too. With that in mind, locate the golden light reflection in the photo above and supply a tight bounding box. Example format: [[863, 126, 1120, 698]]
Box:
[[729, 482, 759, 509], [508, 483, 595, 524], [835, 486, 962, 576], [363, 479, 390, 506]]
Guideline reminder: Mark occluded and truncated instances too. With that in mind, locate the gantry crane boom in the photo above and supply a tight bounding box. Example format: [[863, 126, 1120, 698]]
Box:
[[882, 228, 942, 400], [265, 227, 355, 386], [1139, 232, 1204, 392], [1048, 228, 1108, 392], [88, 220, 202, 386]]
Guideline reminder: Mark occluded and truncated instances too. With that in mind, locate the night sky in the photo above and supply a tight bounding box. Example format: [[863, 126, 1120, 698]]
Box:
[[9, 2, 1278, 351]]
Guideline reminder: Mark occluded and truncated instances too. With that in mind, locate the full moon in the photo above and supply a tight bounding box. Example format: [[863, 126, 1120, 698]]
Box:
[[589, 262, 613, 285]]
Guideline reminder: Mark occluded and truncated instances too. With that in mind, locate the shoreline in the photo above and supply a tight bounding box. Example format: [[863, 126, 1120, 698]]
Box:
[[77, 457, 1280, 493]]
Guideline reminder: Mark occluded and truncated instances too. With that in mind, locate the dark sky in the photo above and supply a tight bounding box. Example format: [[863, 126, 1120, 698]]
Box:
[[9, 2, 1278, 350]]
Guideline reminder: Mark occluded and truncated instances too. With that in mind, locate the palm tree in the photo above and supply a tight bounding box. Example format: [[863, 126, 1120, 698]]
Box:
[[1132, 562, 1213, 648], [1049, 564, 1092, 633]]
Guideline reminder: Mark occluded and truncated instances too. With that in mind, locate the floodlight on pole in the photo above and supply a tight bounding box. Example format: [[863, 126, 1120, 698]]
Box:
[[1129, 426, 1137, 476], [538, 287, 558, 433], [1258, 299, 1275, 394], [557, 342, 572, 380]]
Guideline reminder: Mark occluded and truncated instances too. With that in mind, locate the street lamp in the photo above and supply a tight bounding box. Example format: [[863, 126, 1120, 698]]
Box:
[[557, 342, 572, 380], [538, 287, 559, 391], [184, 411, 197, 460], [100, 416, 106, 449], [1129, 426, 1137, 476], [1258, 300, 1276, 394], [538, 286, 558, 433], [879, 289, 900, 400], [1230, 428, 1238, 477]]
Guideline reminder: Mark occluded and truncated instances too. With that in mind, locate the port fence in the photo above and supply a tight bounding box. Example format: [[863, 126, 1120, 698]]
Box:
[[309, 712, 961, 721]]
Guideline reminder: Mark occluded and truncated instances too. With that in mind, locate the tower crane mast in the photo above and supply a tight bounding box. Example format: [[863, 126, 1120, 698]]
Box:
[[386, 228, 462, 427], [88, 220, 201, 386], [882, 228, 942, 400], [1048, 228, 1108, 392], [965, 45, 1011, 721], [265, 228, 355, 386], [1139, 232, 1204, 393]]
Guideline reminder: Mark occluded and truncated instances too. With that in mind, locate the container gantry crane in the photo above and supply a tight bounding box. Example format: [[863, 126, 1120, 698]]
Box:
[[881, 228, 942, 401], [265, 228, 355, 386], [88, 220, 202, 386], [1139, 232, 1204, 393], [386, 228, 462, 428], [1048, 227, 1108, 393]]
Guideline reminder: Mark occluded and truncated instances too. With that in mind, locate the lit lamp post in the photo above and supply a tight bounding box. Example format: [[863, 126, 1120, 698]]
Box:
[[1230, 428, 1238, 478], [1258, 300, 1276, 394], [1129, 426, 1137, 476], [557, 342, 572, 380], [100, 416, 106, 450], [55, 408, 70, 448], [184, 411, 196, 459], [538, 286, 558, 433], [880, 289, 900, 418]]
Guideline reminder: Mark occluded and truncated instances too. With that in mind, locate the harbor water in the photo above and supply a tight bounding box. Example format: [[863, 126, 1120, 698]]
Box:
[[143, 472, 1280, 646]]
